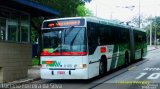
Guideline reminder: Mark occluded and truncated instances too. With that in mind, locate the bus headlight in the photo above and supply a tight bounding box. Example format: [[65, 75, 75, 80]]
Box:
[[76, 64, 87, 68], [41, 64, 47, 68]]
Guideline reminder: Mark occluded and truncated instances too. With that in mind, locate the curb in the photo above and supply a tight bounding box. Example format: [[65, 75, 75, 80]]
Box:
[[148, 49, 156, 51], [147, 48, 158, 51], [3, 67, 42, 88], [14, 77, 41, 84]]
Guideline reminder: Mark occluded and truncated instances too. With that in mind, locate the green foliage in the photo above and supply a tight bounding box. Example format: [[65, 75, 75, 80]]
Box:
[[31, 17, 44, 43], [31, 0, 92, 17], [146, 17, 160, 31], [31, 30, 38, 43], [154, 17, 160, 38], [30, 0, 93, 56], [131, 15, 147, 28], [144, 16, 160, 44], [32, 57, 39, 66], [77, 5, 93, 16], [30, 0, 93, 43]]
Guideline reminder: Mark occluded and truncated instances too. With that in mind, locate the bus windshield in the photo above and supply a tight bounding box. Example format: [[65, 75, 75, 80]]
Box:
[[41, 27, 87, 56]]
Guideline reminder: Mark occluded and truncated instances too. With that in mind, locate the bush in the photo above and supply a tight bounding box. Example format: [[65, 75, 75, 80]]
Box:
[[32, 57, 39, 66]]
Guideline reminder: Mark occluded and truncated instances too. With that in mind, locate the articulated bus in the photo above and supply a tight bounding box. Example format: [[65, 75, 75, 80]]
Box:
[[40, 17, 147, 79]]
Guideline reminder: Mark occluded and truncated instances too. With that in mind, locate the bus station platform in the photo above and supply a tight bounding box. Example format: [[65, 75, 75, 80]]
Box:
[[6, 66, 40, 86]]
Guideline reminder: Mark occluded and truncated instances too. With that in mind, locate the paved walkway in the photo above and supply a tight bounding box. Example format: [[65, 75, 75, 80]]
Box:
[[7, 66, 40, 85], [28, 66, 40, 80], [147, 45, 156, 51]]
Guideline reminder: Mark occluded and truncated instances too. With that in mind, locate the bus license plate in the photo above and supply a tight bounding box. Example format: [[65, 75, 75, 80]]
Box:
[[57, 71, 65, 74]]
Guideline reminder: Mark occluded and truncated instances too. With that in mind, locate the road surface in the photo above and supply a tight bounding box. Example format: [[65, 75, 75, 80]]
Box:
[[9, 48, 160, 89]]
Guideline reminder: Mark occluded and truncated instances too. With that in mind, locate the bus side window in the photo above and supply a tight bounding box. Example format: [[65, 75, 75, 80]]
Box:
[[98, 25, 111, 45], [142, 32, 147, 42], [87, 22, 98, 55], [134, 30, 140, 43], [111, 27, 118, 44]]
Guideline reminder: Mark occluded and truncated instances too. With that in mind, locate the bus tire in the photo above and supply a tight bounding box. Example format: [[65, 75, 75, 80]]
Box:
[[99, 56, 107, 76], [125, 51, 129, 66], [141, 49, 144, 60]]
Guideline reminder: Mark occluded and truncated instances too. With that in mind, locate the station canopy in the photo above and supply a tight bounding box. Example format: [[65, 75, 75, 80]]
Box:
[[0, 0, 59, 16]]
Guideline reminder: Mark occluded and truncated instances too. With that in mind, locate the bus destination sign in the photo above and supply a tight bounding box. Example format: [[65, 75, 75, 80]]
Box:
[[43, 19, 85, 28]]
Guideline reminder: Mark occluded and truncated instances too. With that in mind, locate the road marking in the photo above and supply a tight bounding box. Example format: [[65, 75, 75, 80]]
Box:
[[142, 84, 159, 89], [117, 80, 150, 84], [136, 73, 160, 80], [144, 67, 160, 71], [147, 73, 160, 79], [127, 59, 148, 71], [136, 73, 147, 79], [128, 66, 136, 71]]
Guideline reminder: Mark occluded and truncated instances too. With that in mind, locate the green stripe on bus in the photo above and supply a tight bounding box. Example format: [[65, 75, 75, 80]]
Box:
[[110, 45, 118, 70]]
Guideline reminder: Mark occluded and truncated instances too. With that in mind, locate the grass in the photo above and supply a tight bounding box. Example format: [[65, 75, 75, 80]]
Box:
[[32, 57, 39, 66]]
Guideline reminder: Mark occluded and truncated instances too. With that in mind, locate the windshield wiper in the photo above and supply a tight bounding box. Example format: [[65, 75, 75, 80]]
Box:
[[63, 26, 74, 43], [70, 29, 81, 46]]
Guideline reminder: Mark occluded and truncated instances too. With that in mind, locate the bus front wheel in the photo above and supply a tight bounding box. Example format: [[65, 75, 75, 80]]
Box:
[[99, 57, 107, 76], [99, 61, 105, 76]]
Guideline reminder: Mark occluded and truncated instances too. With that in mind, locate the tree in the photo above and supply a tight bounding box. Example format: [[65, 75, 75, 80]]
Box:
[[144, 16, 160, 45], [130, 14, 147, 28], [31, 0, 92, 17], [30, 0, 93, 61], [76, 5, 93, 16], [31, 0, 93, 43]]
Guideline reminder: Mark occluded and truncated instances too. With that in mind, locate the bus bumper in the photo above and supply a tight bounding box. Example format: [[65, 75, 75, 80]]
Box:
[[40, 68, 89, 79]]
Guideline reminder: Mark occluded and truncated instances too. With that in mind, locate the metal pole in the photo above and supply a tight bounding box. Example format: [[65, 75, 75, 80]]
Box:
[[154, 17, 157, 47], [155, 26, 157, 47], [110, 11, 112, 19], [138, 0, 141, 28], [150, 23, 152, 46], [96, 4, 97, 16]]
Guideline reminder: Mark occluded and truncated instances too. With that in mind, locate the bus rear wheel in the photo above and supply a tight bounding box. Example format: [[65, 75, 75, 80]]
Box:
[[125, 52, 129, 66], [141, 49, 144, 60]]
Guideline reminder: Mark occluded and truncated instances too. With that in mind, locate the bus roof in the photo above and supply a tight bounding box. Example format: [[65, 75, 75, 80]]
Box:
[[43, 17, 145, 32]]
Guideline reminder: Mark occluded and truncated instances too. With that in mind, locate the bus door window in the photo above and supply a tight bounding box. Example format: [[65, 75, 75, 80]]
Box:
[[87, 22, 98, 55]]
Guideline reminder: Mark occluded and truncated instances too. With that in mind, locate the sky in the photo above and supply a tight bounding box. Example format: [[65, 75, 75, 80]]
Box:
[[85, 0, 160, 22]]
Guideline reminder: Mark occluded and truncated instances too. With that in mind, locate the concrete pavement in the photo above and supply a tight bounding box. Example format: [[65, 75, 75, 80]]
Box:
[[147, 45, 157, 51], [6, 66, 40, 86]]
